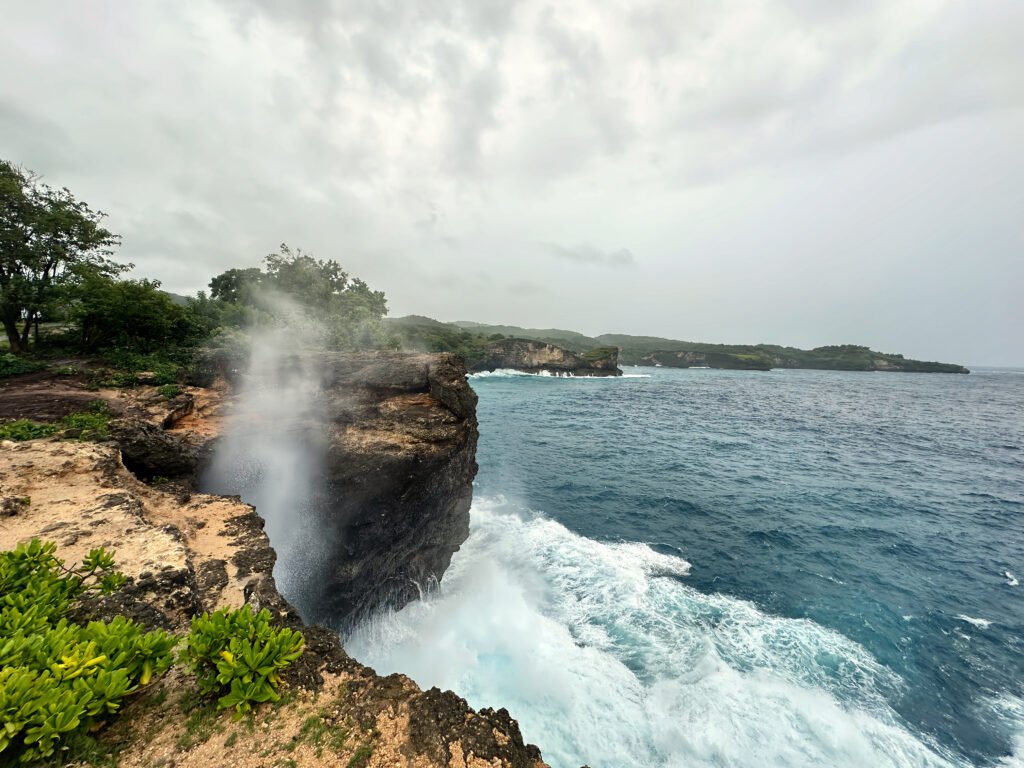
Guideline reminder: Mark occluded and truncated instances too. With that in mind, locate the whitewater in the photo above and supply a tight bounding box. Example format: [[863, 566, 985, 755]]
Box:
[[348, 366, 1024, 768]]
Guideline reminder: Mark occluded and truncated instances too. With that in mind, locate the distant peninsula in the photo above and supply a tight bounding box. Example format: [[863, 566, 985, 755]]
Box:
[[385, 316, 970, 374]]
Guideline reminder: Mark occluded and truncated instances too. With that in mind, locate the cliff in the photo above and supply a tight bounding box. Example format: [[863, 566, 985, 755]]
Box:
[[0, 356, 549, 768], [470, 338, 622, 376], [312, 352, 480, 627], [639, 350, 772, 370]]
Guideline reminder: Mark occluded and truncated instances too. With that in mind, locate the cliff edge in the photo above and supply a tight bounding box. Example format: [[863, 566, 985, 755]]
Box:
[[0, 354, 549, 768], [470, 338, 621, 376]]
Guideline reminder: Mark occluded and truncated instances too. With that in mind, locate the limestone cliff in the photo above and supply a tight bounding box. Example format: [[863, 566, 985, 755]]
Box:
[[0, 356, 549, 768], [471, 338, 622, 376], [315, 351, 480, 627]]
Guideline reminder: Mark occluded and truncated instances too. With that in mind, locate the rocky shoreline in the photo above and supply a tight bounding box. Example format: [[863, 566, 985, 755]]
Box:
[[0, 352, 549, 768]]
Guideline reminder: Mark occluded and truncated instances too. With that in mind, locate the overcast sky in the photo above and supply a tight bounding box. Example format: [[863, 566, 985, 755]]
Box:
[[2, 1, 1022, 364]]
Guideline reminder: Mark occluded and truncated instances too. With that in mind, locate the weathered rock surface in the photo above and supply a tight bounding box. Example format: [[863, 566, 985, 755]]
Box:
[[471, 338, 622, 376], [311, 351, 480, 627], [0, 438, 548, 768]]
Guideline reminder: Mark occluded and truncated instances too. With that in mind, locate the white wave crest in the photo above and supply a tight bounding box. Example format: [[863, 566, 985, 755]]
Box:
[[1005, 571, 1019, 587], [956, 615, 993, 629], [347, 496, 960, 768]]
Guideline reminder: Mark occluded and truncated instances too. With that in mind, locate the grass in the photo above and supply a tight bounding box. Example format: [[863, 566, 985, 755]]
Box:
[[346, 742, 374, 768], [291, 713, 349, 758], [174, 701, 224, 751]]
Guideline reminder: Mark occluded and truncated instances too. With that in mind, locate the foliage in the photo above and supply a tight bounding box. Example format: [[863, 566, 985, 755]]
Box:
[[0, 419, 59, 441], [64, 267, 205, 353], [0, 401, 111, 442], [0, 540, 175, 764], [59, 400, 111, 441], [88, 350, 185, 388], [157, 384, 182, 399], [207, 244, 393, 350], [1, 160, 123, 355], [181, 605, 304, 716], [0, 353, 45, 378]]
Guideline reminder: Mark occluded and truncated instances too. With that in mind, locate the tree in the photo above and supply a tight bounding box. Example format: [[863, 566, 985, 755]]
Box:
[[0, 160, 122, 353], [207, 244, 390, 349], [208, 267, 263, 304], [68, 267, 199, 352]]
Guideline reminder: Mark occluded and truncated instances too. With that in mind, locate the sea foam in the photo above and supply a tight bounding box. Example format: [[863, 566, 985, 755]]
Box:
[[347, 496, 961, 768]]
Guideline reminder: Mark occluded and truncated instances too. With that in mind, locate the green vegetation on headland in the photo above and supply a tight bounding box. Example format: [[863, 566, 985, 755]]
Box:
[[1, 158, 396, 388], [389, 317, 970, 374], [2, 156, 967, 378]]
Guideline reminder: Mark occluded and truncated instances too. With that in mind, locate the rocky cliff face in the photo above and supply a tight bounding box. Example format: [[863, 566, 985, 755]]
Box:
[[472, 338, 621, 376], [0, 356, 549, 768], [314, 352, 479, 627]]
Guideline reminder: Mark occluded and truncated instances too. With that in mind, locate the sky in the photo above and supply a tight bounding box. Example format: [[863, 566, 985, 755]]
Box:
[[2, 1, 1022, 365]]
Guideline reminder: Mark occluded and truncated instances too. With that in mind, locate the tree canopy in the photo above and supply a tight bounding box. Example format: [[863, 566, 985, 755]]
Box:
[[208, 244, 391, 349], [0, 160, 122, 353]]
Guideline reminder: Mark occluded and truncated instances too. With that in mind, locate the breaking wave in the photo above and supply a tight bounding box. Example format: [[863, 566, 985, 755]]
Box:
[[348, 496, 967, 768]]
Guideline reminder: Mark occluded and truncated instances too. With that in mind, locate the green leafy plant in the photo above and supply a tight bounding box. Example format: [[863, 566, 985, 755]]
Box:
[[181, 605, 304, 716], [59, 400, 111, 441], [0, 354, 45, 378], [0, 419, 59, 441], [0, 540, 175, 764], [0, 401, 110, 443], [157, 384, 182, 400]]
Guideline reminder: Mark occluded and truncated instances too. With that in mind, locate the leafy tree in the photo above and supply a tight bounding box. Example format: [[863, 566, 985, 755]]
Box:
[[0, 161, 122, 354], [67, 267, 200, 352], [207, 244, 391, 349], [208, 267, 263, 305]]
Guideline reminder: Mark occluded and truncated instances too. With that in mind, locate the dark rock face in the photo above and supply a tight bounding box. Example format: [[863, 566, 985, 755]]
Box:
[[639, 350, 772, 370], [108, 417, 199, 478], [312, 352, 479, 628], [471, 338, 622, 376]]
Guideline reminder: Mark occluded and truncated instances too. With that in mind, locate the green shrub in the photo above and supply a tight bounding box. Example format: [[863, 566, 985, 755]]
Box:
[[0, 419, 59, 441], [157, 384, 182, 400], [60, 401, 111, 441], [0, 540, 176, 764], [0, 354, 45, 379], [182, 605, 304, 716]]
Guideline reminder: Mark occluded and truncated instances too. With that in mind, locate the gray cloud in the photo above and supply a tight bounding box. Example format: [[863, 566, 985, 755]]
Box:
[[0, 0, 1021, 364], [549, 243, 635, 268]]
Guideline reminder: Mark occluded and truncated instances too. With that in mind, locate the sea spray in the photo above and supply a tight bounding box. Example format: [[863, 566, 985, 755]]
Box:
[[348, 496, 964, 768], [199, 322, 333, 620]]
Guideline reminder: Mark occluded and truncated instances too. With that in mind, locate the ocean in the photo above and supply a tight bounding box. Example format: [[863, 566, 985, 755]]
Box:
[[347, 366, 1024, 768]]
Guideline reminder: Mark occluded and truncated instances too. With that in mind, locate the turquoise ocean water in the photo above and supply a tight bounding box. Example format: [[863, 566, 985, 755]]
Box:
[[349, 366, 1024, 768]]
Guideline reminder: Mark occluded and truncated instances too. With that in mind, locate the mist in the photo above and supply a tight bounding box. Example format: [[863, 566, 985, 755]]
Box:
[[199, 322, 335, 621]]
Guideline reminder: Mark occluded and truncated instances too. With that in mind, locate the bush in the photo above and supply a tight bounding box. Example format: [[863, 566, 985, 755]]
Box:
[[182, 605, 304, 716], [0, 540, 176, 764], [0, 354, 44, 379], [0, 401, 111, 443], [0, 419, 59, 441], [60, 401, 111, 442]]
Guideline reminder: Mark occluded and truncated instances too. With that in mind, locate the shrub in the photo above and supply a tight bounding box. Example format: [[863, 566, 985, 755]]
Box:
[[182, 605, 304, 716], [0, 354, 45, 379], [0, 419, 59, 441], [157, 384, 182, 400], [0, 402, 111, 443], [0, 540, 176, 764], [60, 400, 112, 442]]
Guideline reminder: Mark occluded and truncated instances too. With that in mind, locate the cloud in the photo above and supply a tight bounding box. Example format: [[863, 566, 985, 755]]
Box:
[[548, 243, 635, 268], [0, 0, 1021, 363]]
